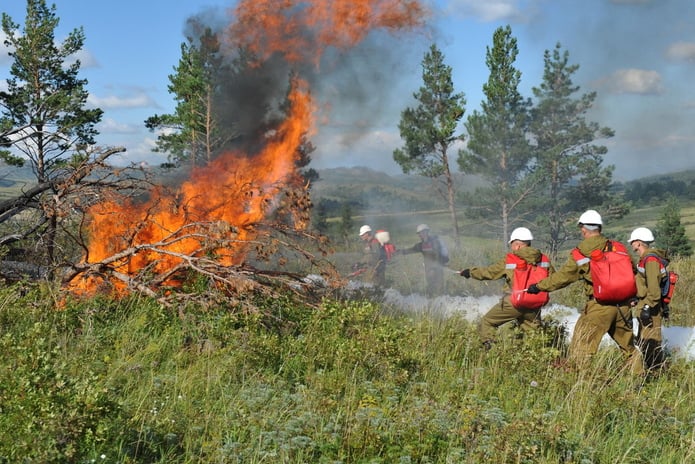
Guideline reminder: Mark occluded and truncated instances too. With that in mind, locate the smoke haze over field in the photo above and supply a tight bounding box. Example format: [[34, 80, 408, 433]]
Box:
[[381, 290, 695, 360]]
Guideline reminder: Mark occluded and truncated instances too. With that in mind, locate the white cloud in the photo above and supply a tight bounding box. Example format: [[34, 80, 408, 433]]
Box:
[[597, 69, 663, 95], [0, 30, 98, 68], [66, 48, 99, 68], [0, 31, 11, 65], [666, 41, 695, 63], [610, 0, 651, 4], [313, 128, 404, 174], [444, 0, 524, 22], [114, 136, 167, 166], [88, 92, 155, 109], [97, 118, 140, 134]]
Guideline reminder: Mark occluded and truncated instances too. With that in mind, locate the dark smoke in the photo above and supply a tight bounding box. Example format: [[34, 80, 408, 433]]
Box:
[[183, 5, 429, 162]]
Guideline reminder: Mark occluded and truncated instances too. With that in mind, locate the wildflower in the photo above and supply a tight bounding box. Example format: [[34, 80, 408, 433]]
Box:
[[530, 380, 539, 388]]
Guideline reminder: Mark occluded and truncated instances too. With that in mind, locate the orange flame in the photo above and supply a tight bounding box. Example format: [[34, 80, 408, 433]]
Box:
[[68, 0, 426, 297], [229, 0, 427, 66], [69, 79, 314, 296]]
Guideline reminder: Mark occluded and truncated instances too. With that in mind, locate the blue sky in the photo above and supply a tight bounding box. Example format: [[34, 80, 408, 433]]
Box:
[[1, 0, 694, 181]]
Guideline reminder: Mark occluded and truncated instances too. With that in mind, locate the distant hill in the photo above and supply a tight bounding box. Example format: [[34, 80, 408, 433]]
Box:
[[622, 169, 695, 184], [311, 166, 485, 214]]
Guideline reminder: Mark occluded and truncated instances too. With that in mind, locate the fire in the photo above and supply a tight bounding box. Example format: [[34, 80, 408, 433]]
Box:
[[229, 0, 427, 65], [67, 0, 426, 297], [69, 80, 314, 296]]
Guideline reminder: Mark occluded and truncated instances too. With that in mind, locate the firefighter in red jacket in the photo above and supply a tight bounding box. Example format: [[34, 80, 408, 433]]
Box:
[[355, 225, 387, 286], [527, 210, 643, 374], [460, 227, 553, 349], [629, 227, 668, 372]]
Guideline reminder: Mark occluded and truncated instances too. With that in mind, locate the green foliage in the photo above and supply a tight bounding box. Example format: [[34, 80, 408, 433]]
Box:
[[393, 43, 465, 238], [0, 0, 105, 266], [338, 202, 355, 247], [656, 196, 693, 258], [0, 0, 103, 179], [145, 28, 230, 167], [393, 44, 466, 177]]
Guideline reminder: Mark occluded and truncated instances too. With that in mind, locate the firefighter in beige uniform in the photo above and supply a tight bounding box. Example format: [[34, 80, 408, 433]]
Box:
[[400, 224, 447, 296], [527, 210, 643, 373], [629, 227, 668, 372], [460, 227, 553, 347]]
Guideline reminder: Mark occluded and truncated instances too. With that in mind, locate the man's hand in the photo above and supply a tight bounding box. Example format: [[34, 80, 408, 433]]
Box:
[[526, 284, 541, 294], [460, 269, 471, 278], [639, 306, 653, 327]]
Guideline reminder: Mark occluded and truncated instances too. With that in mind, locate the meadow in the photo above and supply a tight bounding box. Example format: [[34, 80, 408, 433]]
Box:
[[2, 166, 695, 462], [1, 232, 694, 463]]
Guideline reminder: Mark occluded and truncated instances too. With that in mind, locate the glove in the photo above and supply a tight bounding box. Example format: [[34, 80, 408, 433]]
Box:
[[639, 306, 653, 327], [460, 269, 471, 278], [526, 284, 541, 294], [628, 297, 639, 307]]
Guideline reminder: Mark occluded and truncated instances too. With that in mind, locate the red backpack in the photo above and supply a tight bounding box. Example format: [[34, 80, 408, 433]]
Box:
[[374, 230, 397, 262], [507, 253, 551, 310], [572, 240, 637, 304], [638, 253, 679, 304]]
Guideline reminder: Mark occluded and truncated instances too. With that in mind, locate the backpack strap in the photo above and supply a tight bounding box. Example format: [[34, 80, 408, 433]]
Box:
[[538, 254, 551, 268], [572, 248, 590, 266], [637, 253, 667, 277], [505, 253, 526, 269]]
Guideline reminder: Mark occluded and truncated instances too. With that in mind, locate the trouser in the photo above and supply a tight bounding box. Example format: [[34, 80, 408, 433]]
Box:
[[424, 265, 444, 296], [637, 305, 665, 371], [569, 299, 643, 374], [479, 296, 541, 343]]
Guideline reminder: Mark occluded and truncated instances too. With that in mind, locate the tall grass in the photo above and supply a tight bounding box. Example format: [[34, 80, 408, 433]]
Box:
[[1, 270, 695, 463]]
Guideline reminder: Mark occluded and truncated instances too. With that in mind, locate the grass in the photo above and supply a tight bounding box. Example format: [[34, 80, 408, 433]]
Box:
[[1, 246, 695, 463]]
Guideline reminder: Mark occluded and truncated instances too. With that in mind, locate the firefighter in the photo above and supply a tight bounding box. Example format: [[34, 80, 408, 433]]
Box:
[[354, 225, 387, 286], [629, 227, 668, 373], [460, 227, 553, 349], [399, 224, 448, 296], [527, 210, 643, 374]]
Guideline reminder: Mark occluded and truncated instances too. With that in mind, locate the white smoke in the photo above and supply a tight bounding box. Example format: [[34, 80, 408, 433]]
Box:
[[302, 275, 695, 359], [381, 287, 695, 360]]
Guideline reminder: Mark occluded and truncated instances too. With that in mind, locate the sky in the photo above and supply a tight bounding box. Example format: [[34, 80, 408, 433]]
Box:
[[1, 0, 695, 181]]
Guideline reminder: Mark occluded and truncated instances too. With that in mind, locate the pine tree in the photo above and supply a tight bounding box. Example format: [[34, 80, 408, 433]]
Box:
[[312, 199, 329, 235], [145, 28, 230, 168], [656, 196, 693, 257], [0, 0, 103, 264], [458, 26, 532, 243], [339, 203, 354, 249], [393, 44, 466, 243], [528, 43, 615, 258]]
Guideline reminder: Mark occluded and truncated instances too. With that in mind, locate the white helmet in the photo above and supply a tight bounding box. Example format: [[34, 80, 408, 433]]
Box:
[[508, 227, 533, 243], [359, 225, 372, 236], [629, 227, 655, 244], [416, 223, 430, 233], [577, 209, 603, 226]]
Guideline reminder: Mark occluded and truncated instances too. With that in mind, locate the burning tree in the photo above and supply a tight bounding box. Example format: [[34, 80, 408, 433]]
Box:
[[64, 0, 428, 306]]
